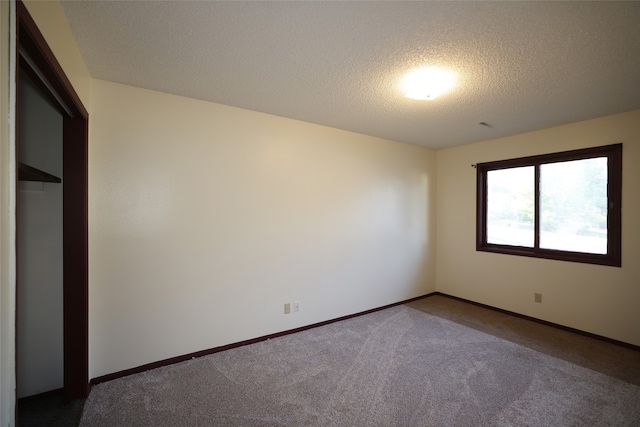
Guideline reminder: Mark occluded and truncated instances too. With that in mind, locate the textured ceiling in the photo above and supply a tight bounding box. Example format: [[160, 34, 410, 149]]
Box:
[[60, 1, 640, 149]]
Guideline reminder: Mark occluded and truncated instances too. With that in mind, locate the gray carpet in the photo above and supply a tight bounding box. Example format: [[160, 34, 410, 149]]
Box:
[[80, 303, 640, 426]]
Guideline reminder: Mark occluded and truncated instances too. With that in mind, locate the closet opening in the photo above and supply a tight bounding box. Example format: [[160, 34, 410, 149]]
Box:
[[16, 0, 89, 402]]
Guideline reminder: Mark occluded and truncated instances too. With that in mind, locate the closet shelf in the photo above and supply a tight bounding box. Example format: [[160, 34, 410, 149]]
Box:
[[18, 162, 61, 183]]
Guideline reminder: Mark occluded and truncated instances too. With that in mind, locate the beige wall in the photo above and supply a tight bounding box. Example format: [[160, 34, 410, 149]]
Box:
[[88, 79, 437, 378], [436, 110, 640, 346]]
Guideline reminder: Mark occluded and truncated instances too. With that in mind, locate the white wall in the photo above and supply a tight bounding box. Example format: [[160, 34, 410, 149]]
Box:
[[16, 72, 64, 398], [436, 110, 640, 346], [88, 79, 437, 378]]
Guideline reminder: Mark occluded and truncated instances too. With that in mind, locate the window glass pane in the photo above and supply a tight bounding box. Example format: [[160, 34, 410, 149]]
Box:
[[540, 157, 607, 254], [487, 166, 534, 247]]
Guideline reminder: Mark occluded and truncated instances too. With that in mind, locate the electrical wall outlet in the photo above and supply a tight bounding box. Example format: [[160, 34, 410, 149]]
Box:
[[284, 303, 291, 314], [534, 293, 542, 303], [294, 301, 300, 313]]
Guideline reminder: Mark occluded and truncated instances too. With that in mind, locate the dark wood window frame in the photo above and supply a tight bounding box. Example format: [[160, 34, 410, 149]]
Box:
[[476, 143, 622, 267]]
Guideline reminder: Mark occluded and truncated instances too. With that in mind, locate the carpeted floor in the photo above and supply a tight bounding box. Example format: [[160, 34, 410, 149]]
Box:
[[407, 295, 640, 387], [80, 295, 640, 426]]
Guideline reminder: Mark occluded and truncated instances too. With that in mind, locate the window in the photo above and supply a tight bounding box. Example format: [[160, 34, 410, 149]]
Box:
[[476, 144, 622, 267]]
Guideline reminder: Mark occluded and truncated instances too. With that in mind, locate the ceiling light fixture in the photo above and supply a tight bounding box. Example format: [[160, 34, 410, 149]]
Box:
[[401, 67, 457, 100]]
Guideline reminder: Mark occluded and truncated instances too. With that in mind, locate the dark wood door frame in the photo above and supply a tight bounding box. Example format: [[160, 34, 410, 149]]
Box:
[[16, 1, 89, 401]]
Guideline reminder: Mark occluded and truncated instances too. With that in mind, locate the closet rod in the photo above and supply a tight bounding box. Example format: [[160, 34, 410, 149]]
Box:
[[19, 45, 74, 118]]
